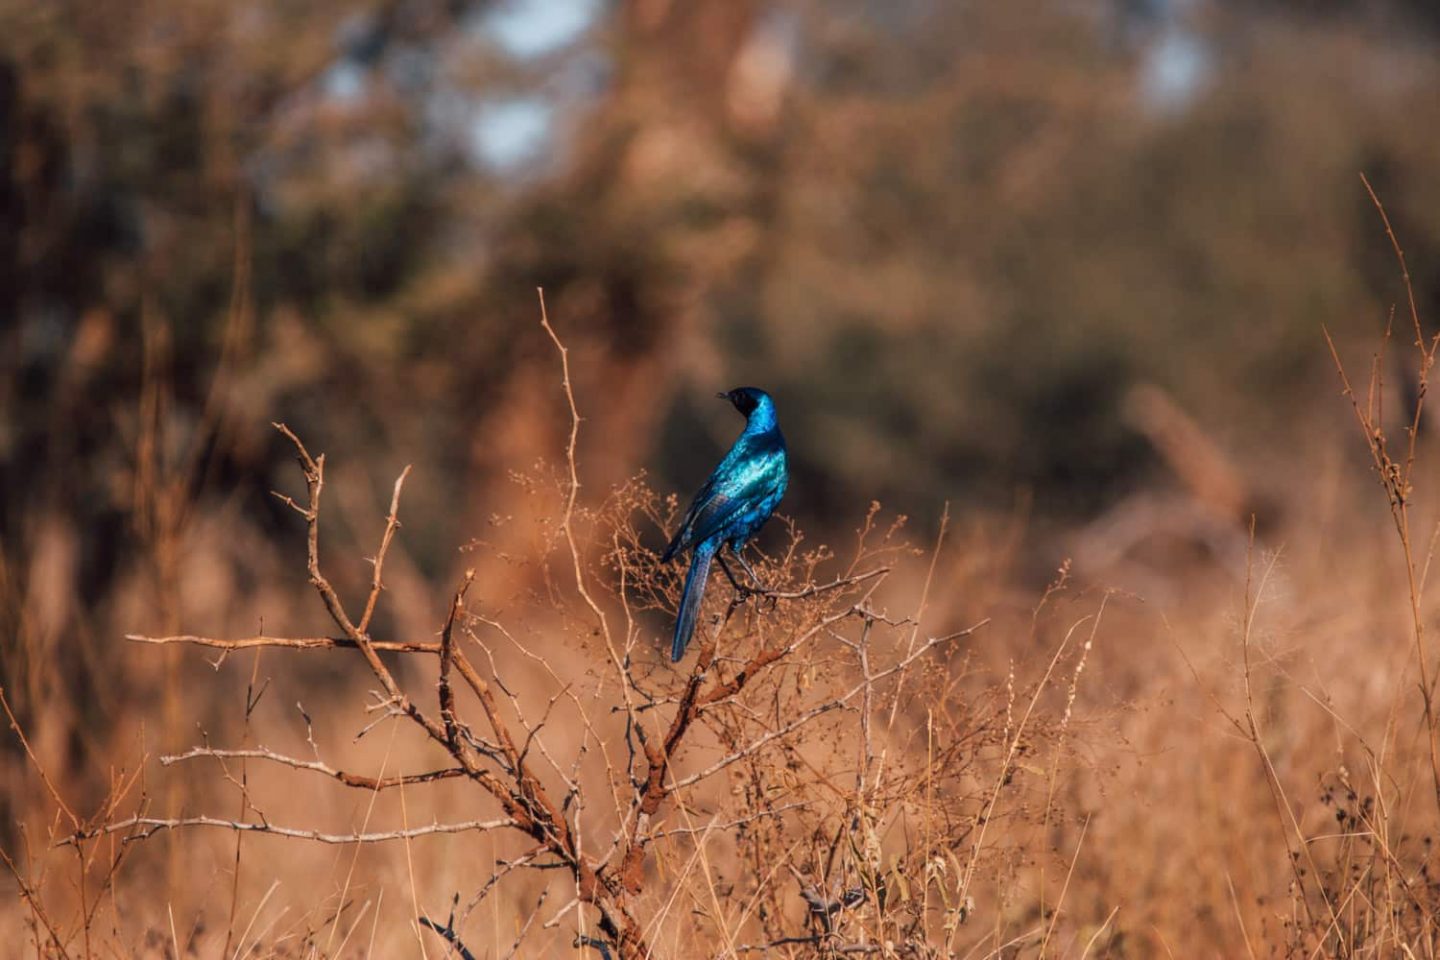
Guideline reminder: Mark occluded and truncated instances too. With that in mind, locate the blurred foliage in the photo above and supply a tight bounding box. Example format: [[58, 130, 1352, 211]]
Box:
[[2, 0, 1440, 794]]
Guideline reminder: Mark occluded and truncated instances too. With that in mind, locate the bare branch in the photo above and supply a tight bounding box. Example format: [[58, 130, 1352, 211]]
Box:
[[270, 425, 452, 751], [537, 289, 623, 683], [271, 423, 357, 637], [740, 566, 890, 601], [1360, 172, 1426, 364], [125, 634, 440, 654], [358, 464, 413, 633], [0, 687, 78, 829], [160, 746, 467, 791], [440, 570, 477, 749], [62, 816, 518, 846]]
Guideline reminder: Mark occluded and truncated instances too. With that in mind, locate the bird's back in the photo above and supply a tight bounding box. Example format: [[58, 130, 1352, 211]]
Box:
[[664, 427, 787, 559]]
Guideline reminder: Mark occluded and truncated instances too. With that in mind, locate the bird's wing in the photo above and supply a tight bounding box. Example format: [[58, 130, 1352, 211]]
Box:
[[666, 441, 785, 556], [663, 474, 720, 559]]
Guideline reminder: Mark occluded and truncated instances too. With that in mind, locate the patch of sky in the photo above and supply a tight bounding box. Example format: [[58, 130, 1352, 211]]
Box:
[[464, 0, 609, 172], [321, 61, 367, 102], [314, 0, 604, 173], [480, 0, 600, 59], [1135, 0, 1211, 114], [1139, 26, 1210, 113], [468, 96, 555, 171]]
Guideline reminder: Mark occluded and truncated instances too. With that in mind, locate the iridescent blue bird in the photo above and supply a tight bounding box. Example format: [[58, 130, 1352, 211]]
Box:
[[662, 387, 788, 661]]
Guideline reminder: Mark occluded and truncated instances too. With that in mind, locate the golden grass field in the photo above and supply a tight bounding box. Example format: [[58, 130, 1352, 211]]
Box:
[[7, 306, 1440, 960]]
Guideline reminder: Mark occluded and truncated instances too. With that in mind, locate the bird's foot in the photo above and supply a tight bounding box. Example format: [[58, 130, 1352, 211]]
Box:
[[717, 554, 778, 607]]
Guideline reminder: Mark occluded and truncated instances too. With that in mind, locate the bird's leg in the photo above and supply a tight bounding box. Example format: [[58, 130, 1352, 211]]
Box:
[[718, 551, 774, 609], [715, 553, 748, 593], [730, 544, 773, 596]]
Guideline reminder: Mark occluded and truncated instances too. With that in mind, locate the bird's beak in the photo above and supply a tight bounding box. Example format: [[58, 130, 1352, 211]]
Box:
[[715, 392, 729, 401]]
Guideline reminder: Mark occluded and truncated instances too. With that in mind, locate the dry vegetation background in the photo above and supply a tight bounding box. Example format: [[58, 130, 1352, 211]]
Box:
[[6, 0, 1440, 957]]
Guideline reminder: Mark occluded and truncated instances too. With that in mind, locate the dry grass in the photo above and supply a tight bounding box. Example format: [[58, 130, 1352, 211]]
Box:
[[10, 271, 1440, 958]]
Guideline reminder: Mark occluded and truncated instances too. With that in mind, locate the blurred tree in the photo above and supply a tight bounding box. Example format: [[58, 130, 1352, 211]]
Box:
[[2, 0, 1440, 816]]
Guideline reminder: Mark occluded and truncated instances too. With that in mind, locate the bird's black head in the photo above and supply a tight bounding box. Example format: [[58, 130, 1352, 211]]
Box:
[[717, 387, 770, 418]]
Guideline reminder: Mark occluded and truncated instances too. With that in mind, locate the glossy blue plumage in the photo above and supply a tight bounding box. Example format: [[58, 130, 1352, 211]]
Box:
[[663, 388, 788, 660]]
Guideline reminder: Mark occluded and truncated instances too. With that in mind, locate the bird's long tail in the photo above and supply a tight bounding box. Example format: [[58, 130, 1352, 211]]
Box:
[[673, 540, 718, 661]]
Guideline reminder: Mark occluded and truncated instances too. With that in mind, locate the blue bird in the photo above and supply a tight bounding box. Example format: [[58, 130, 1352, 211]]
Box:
[[662, 387, 789, 661]]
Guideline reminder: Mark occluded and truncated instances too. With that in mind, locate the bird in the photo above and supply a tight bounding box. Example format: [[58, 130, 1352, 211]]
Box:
[[662, 387, 789, 661]]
